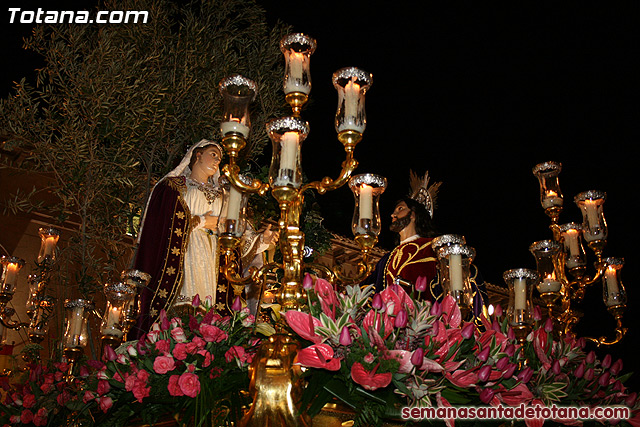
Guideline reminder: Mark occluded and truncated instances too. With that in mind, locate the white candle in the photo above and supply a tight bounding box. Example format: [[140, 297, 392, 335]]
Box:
[[69, 308, 84, 345], [284, 51, 310, 94], [449, 254, 463, 292], [43, 237, 57, 258], [220, 120, 249, 138], [514, 278, 527, 311], [542, 190, 563, 209], [3, 263, 19, 286], [343, 78, 360, 127], [564, 229, 580, 256], [279, 132, 298, 172], [101, 307, 124, 338], [359, 184, 373, 221], [584, 200, 600, 229], [227, 186, 242, 222], [604, 266, 619, 306], [537, 275, 561, 293]]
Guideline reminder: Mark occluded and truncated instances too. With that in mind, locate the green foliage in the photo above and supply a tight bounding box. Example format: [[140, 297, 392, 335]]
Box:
[[0, 0, 291, 296]]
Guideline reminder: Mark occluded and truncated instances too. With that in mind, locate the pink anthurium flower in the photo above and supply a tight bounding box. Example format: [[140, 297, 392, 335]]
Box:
[[445, 369, 478, 388], [350, 362, 392, 391], [440, 295, 461, 328], [296, 344, 341, 371], [362, 309, 394, 339], [284, 310, 323, 344]]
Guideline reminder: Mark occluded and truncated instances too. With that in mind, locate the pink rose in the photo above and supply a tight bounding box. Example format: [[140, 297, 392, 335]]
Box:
[[132, 382, 150, 403], [168, 374, 184, 396], [83, 390, 96, 404], [56, 390, 71, 406], [22, 393, 36, 408], [170, 327, 188, 343], [225, 346, 251, 367], [97, 396, 113, 413], [200, 324, 228, 343], [178, 372, 201, 398], [197, 349, 213, 367]]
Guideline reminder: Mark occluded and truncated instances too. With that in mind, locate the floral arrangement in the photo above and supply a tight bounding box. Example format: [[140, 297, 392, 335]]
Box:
[[285, 274, 640, 427], [0, 295, 262, 427]]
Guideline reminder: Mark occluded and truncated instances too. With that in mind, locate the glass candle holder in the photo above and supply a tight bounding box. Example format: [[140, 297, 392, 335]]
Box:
[[348, 174, 387, 238], [0, 256, 25, 302], [27, 295, 55, 343], [532, 161, 563, 220], [26, 273, 46, 317], [62, 299, 93, 350], [333, 67, 373, 134], [37, 227, 61, 264], [431, 234, 466, 255], [558, 222, 587, 274], [120, 269, 151, 332], [437, 244, 476, 309], [602, 257, 626, 307], [529, 240, 562, 294], [218, 175, 250, 238], [280, 33, 316, 96], [101, 282, 136, 340], [219, 74, 257, 139], [504, 268, 539, 326], [574, 190, 607, 244], [267, 117, 309, 189]]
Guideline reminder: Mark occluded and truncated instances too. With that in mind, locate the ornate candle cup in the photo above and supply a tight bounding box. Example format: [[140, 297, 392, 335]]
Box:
[[529, 240, 563, 294], [431, 234, 466, 255], [62, 299, 93, 352], [533, 161, 563, 223], [348, 174, 387, 244], [101, 282, 136, 347], [218, 175, 250, 249], [558, 223, 587, 279], [219, 74, 257, 144], [602, 257, 626, 308], [26, 273, 46, 317], [120, 269, 151, 338], [504, 268, 539, 344], [437, 244, 475, 317], [267, 117, 309, 189], [333, 67, 373, 141], [280, 33, 316, 114], [574, 190, 607, 257], [37, 226, 61, 265], [27, 295, 55, 344], [0, 256, 25, 306]]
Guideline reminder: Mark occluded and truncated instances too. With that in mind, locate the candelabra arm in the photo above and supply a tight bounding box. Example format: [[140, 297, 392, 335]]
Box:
[[221, 250, 256, 286], [302, 150, 358, 195], [583, 304, 627, 347], [304, 262, 337, 283], [222, 164, 270, 196], [0, 316, 29, 331]]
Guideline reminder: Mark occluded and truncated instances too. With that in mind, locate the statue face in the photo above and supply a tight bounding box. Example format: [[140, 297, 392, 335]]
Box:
[[194, 145, 222, 178], [389, 201, 413, 233]]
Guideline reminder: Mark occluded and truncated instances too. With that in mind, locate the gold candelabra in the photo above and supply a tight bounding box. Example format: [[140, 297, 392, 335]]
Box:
[[531, 161, 627, 345]]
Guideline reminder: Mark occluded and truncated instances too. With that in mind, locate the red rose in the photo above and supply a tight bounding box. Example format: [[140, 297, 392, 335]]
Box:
[[167, 375, 184, 396], [20, 409, 34, 424], [97, 379, 111, 396], [33, 408, 48, 426], [155, 339, 171, 355], [178, 372, 201, 398], [200, 324, 228, 343], [22, 393, 36, 409], [153, 355, 176, 375], [172, 343, 189, 361]]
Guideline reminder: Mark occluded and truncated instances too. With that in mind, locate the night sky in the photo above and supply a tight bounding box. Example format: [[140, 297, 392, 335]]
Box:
[[3, 1, 639, 384]]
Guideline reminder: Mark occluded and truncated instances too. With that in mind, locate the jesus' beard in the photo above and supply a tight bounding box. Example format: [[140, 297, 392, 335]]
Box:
[[389, 215, 412, 233]]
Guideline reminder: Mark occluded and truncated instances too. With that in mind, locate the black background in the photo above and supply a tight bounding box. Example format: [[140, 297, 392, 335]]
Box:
[[3, 1, 639, 386]]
